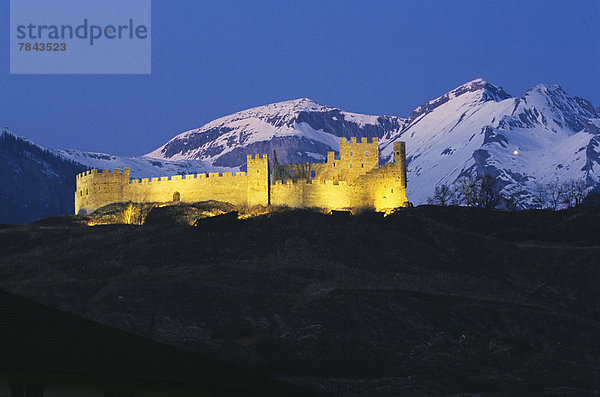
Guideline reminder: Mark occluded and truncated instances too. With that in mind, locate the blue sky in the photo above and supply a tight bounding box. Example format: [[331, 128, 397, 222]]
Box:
[[1, 0, 599, 156]]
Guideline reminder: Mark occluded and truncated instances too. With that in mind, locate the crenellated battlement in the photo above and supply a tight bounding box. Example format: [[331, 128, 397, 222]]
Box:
[[339, 136, 378, 144], [247, 153, 268, 161], [77, 167, 131, 180], [129, 171, 250, 185], [75, 139, 408, 215]]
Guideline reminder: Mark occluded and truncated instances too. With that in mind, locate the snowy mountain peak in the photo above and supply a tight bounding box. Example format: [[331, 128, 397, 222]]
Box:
[[240, 97, 333, 117], [146, 99, 405, 167], [444, 78, 511, 101], [466, 77, 485, 83], [523, 83, 597, 115], [525, 83, 569, 101], [519, 83, 598, 132], [407, 79, 511, 124]]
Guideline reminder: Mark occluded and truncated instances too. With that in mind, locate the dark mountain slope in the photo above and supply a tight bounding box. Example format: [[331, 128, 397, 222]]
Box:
[[0, 130, 86, 224]]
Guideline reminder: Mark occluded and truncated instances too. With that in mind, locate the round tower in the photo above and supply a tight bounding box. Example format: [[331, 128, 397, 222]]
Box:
[[393, 141, 407, 188], [75, 168, 130, 215]]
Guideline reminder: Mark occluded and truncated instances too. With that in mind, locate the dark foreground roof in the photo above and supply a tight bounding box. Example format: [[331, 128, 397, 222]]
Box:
[[0, 289, 311, 396]]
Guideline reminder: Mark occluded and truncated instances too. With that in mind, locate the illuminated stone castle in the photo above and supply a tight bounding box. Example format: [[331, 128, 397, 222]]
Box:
[[75, 138, 408, 215]]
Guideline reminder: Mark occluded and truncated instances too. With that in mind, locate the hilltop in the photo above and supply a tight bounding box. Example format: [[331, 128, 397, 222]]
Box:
[[0, 205, 599, 395]]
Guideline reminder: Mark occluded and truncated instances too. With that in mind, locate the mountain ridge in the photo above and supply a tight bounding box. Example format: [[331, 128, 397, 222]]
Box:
[[145, 97, 406, 168], [379, 80, 599, 205], [405, 78, 512, 125], [2, 79, 600, 223]]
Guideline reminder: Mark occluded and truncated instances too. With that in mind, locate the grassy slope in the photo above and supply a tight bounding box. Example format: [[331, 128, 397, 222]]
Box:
[[0, 206, 599, 396]]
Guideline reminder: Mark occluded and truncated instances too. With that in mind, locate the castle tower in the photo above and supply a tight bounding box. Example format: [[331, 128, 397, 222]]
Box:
[[359, 141, 408, 212], [392, 141, 407, 188], [246, 154, 270, 206], [75, 168, 131, 215], [336, 137, 379, 180]]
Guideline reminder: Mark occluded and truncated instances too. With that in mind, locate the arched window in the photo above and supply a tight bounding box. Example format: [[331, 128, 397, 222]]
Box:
[[173, 191, 181, 202]]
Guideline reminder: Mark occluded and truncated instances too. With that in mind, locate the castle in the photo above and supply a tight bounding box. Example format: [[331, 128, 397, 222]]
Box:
[[75, 138, 408, 215]]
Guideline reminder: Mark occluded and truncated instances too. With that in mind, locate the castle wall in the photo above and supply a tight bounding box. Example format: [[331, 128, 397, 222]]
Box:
[[75, 140, 408, 215], [128, 172, 249, 206], [270, 181, 305, 207], [75, 155, 270, 215], [270, 170, 407, 211], [301, 181, 353, 209], [270, 180, 353, 210]]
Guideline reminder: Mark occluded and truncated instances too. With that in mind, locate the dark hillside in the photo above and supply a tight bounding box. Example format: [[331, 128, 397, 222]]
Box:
[[0, 131, 86, 224], [0, 206, 599, 395]]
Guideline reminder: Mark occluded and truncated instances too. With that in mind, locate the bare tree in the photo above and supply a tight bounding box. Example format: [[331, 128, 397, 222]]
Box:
[[573, 179, 588, 206], [478, 174, 500, 208], [455, 176, 480, 207], [440, 177, 587, 211], [501, 182, 527, 211], [121, 203, 140, 225], [546, 180, 564, 211], [561, 180, 576, 208], [428, 184, 453, 206], [532, 182, 548, 209], [559, 179, 588, 208], [500, 193, 518, 211]]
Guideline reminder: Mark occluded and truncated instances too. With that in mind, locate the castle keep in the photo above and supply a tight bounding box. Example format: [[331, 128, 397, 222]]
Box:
[[75, 138, 408, 215]]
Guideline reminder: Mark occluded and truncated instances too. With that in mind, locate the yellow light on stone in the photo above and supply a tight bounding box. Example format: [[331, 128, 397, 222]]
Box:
[[75, 139, 410, 217]]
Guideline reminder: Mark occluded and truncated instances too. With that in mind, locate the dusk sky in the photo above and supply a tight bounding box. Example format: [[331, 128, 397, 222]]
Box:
[[1, 0, 599, 156]]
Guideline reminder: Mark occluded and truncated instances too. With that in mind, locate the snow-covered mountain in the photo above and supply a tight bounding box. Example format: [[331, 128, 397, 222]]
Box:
[[146, 98, 406, 169], [379, 79, 600, 204], [144, 83, 599, 206], [56, 149, 235, 178], [2, 78, 599, 223]]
